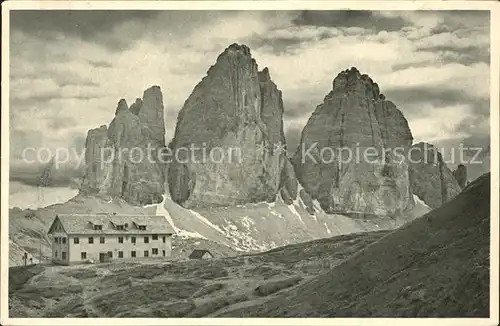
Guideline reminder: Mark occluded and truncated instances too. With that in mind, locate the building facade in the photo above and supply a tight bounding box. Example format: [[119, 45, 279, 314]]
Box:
[[48, 214, 175, 265]]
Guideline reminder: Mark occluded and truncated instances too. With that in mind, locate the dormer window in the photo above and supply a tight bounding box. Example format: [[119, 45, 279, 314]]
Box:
[[93, 224, 103, 230], [114, 223, 129, 230], [138, 225, 146, 231]]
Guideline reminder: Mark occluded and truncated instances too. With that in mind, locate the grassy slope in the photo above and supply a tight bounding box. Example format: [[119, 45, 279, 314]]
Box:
[[227, 173, 491, 317]]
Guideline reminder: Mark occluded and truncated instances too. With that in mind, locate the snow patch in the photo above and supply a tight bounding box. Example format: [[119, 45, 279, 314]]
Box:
[[270, 210, 284, 219], [221, 223, 271, 252], [323, 222, 332, 234], [413, 194, 430, 209], [154, 196, 206, 239], [142, 202, 158, 208], [241, 216, 255, 230], [288, 204, 305, 225], [313, 199, 323, 212]]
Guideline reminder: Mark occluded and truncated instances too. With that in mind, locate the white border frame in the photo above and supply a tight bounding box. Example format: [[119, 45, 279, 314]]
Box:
[[1, 1, 499, 326]]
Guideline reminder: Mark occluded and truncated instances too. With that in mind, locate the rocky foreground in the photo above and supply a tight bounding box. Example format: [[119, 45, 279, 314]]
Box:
[[9, 173, 489, 317]]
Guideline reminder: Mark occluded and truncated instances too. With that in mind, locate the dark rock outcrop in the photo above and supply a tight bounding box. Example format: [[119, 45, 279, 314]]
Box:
[[138, 86, 166, 147], [408, 142, 462, 208], [81, 86, 166, 205], [293, 67, 414, 217], [168, 44, 290, 208], [129, 98, 143, 115], [452, 164, 468, 189], [280, 159, 298, 201]]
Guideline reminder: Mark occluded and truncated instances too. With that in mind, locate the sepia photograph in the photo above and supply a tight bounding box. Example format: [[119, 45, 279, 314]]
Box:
[[1, 1, 498, 324]]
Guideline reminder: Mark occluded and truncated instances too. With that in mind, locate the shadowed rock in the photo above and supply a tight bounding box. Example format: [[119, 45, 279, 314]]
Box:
[[80, 87, 166, 205], [452, 164, 468, 189], [293, 67, 414, 217], [408, 142, 462, 208], [168, 43, 292, 208]]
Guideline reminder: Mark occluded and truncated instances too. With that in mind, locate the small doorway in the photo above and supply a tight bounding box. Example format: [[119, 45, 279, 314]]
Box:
[[99, 253, 106, 263]]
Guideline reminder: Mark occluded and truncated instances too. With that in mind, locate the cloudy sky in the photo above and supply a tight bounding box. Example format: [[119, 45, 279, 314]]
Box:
[[9, 10, 490, 185]]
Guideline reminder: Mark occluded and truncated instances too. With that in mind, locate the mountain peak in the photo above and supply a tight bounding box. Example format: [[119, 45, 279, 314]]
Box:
[[258, 67, 271, 82], [226, 43, 251, 56], [331, 67, 380, 99], [115, 99, 128, 115]]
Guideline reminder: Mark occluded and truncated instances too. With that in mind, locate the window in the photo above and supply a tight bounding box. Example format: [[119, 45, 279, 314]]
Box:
[[55, 237, 59, 244], [118, 236, 124, 244], [152, 248, 158, 255], [55, 250, 58, 258], [139, 225, 146, 230], [162, 236, 166, 243], [74, 237, 79, 244], [152, 234, 158, 240], [89, 237, 94, 244], [62, 238, 66, 244], [108, 251, 113, 258], [131, 251, 136, 257], [162, 250, 166, 257], [118, 251, 123, 258], [131, 236, 136, 244], [62, 252, 67, 260], [81, 252, 87, 259], [144, 250, 149, 257], [144, 236, 149, 243], [93, 225, 102, 230], [100, 236, 105, 244]]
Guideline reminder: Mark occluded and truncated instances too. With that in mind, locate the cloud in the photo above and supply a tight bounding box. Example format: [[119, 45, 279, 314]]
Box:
[[8, 9, 491, 186], [291, 10, 409, 32], [432, 134, 490, 182], [10, 10, 161, 51], [88, 60, 113, 68], [385, 87, 489, 118]]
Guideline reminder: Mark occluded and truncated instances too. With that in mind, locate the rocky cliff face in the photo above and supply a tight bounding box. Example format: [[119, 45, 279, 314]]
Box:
[[293, 67, 414, 217], [168, 44, 290, 208], [80, 86, 166, 205], [453, 164, 468, 189], [408, 142, 462, 208]]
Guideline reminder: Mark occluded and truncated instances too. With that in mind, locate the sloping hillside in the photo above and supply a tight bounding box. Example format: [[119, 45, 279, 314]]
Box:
[[152, 188, 426, 253], [9, 174, 487, 317], [10, 184, 429, 266], [225, 173, 491, 317]]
